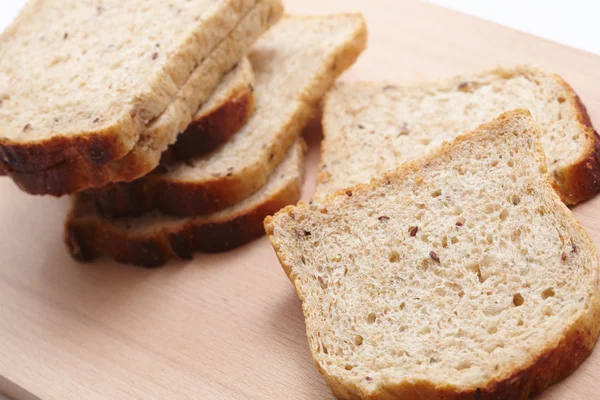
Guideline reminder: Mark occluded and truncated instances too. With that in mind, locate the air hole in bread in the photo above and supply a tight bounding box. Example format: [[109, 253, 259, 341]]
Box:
[[367, 313, 377, 324], [558, 96, 566, 103], [499, 209, 509, 221], [431, 189, 442, 198], [511, 195, 521, 205], [511, 229, 521, 241], [441, 236, 448, 248], [456, 361, 472, 371], [389, 251, 400, 263], [542, 288, 555, 299], [513, 293, 524, 307], [354, 335, 364, 346], [484, 204, 496, 214], [345, 364, 354, 371]]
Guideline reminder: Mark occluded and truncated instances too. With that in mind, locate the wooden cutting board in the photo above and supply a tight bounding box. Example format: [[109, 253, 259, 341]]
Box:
[[2, 1, 600, 399]]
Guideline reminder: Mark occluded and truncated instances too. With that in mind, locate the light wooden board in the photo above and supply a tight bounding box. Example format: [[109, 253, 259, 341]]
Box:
[[2, 1, 600, 399]]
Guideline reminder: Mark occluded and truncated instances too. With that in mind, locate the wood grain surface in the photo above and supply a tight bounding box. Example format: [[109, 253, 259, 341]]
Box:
[[2, 1, 600, 399]]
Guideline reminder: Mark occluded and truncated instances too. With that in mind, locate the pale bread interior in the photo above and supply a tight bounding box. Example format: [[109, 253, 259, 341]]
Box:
[[267, 110, 600, 396], [316, 66, 592, 199]]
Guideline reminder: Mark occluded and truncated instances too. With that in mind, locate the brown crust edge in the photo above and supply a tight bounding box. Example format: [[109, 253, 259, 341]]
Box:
[[64, 142, 306, 267], [0, 111, 140, 172], [90, 14, 369, 217], [1, 84, 255, 197], [322, 307, 600, 400], [551, 77, 600, 205], [90, 84, 256, 217], [265, 109, 600, 400]]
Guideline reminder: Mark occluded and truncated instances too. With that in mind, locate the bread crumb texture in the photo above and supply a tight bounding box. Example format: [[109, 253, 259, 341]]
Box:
[[267, 110, 600, 399], [316, 66, 599, 204]]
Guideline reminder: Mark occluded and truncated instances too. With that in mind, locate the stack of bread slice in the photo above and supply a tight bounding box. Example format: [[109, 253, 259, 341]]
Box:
[[0, 0, 285, 194], [0, 2, 369, 266], [64, 14, 368, 266]]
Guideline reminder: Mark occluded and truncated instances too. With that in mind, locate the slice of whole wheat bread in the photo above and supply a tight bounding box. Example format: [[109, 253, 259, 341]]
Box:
[[265, 109, 600, 400], [0, 0, 269, 171], [165, 56, 255, 163], [2, 0, 281, 196], [89, 57, 255, 217], [0, 54, 253, 176], [72, 14, 367, 216], [65, 139, 306, 267], [315, 66, 600, 205]]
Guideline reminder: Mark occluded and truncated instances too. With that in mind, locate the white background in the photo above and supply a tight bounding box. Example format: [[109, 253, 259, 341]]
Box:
[[1, 0, 600, 55], [0, 1, 599, 399]]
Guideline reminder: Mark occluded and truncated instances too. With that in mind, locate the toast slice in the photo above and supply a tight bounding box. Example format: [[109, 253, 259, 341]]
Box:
[[265, 110, 600, 400], [0, 0, 275, 171], [90, 57, 255, 217], [65, 139, 306, 267], [74, 14, 367, 216], [2, 0, 282, 196], [314, 66, 600, 204], [0, 55, 253, 175]]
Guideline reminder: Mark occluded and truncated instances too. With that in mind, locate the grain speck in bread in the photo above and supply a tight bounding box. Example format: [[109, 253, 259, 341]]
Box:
[[65, 140, 306, 267], [74, 14, 368, 215], [2, 0, 282, 195], [0, 0, 269, 171], [266, 110, 600, 399], [315, 66, 600, 204]]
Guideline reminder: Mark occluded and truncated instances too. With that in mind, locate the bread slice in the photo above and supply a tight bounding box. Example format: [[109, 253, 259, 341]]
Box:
[[65, 139, 306, 267], [0, 0, 274, 171], [314, 66, 600, 205], [89, 57, 255, 217], [1, 0, 282, 196], [164, 57, 255, 164], [74, 14, 367, 216], [0, 53, 253, 177], [265, 110, 600, 400]]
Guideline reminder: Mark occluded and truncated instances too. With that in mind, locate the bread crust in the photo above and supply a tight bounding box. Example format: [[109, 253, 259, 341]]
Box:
[[64, 141, 305, 267], [0, 116, 139, 171], [552, 77, 600, 205], [266, 110, 600, 400], [321, 305, 600, 399], [91, 83, 255, 217], [0, 0, 281, 196]]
